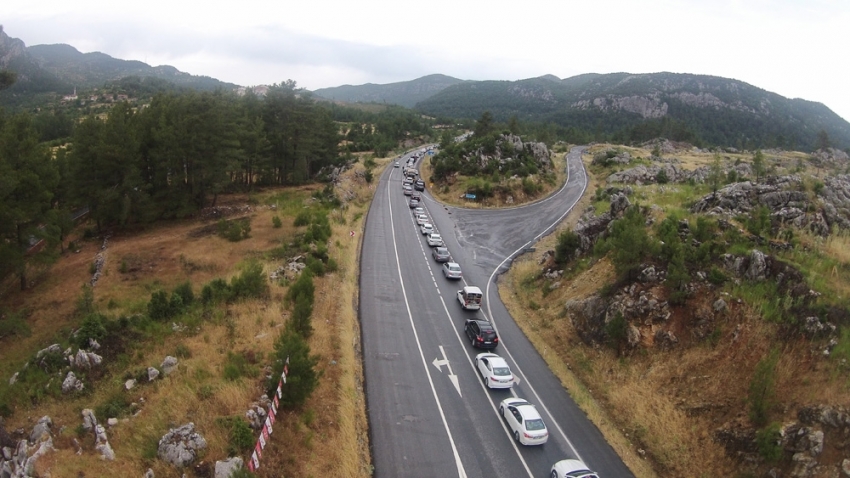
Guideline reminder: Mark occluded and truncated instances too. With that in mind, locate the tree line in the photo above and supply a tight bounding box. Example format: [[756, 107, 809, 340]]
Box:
[[2, 80, 433, 291]]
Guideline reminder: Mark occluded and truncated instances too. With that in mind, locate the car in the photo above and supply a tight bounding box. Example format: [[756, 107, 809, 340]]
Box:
[[394, 161, 399, 168], [416, 214, 430, 226], [410, 191, 421, 201], [499, 397, 549, 445], [420, 223, 433, 235], [432, 246, 450, 262], [403, 176, 413, 186], [464, 319, 498, 349], [412, 207, 425, 217], [457, 285, 482, 310], [442, 262, 462, 280], [427, 233, 443, 247], [414, 180, 425, 191], [403, 185, 413, 196], [475, 353, 514, 389], [408, 198, 420, 209], [550, 459, 599, 478]]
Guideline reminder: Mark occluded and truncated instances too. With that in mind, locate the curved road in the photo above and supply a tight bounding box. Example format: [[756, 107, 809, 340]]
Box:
[[360, 147, 633, 477]]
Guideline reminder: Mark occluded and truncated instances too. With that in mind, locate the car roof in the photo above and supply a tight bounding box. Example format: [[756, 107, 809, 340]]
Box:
[[462, 286, 482, 294], [503, 398, 541, 419], [467, 318, 491, 327], [446, 261, 459, 266], [478, 354, 508, 368]]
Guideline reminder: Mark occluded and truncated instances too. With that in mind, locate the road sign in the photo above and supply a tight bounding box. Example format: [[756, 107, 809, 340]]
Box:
[[464, 193, 476, 200], [349, 230, 355, 237]]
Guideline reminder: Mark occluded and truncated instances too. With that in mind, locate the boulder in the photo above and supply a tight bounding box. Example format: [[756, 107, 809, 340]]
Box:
[[29, 416, 52, 444], [147, 367, 160, 382], [215, 457, 244, 478], [712, 298, 727, 313], [82, 409, 97, 432], [35, 344, 61, 359], [125, 379, 136, 390], [744, 249, 768, 281], [107, 418, 118, 427], [96, 440, 115, 460], [62, 371, 84, 393], [161, 356, 179, 376], [8, 372, 17, 386], [157, 423, 207, 468], [145, 469, 155, 478], [70, 349, 103, 369]]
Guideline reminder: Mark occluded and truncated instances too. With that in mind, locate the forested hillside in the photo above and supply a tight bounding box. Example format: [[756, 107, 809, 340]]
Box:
[[416, 73, 850, 151]]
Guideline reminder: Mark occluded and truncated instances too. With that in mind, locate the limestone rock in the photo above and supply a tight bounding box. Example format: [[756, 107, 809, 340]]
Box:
[[125, 379, 137, 390], [107, 418, 118, 427], [69, 349, 103, 369], [214, 457, 244, 478], [147, 367, 160, 382], [82, 409, 97, 432], [29, 416, 52, 444], [157, 423, 207, 468], [62, 371, 84, 393], [96, 440, 115, 460], [145, 468, 155, 478], [161, 356, 179, 376]]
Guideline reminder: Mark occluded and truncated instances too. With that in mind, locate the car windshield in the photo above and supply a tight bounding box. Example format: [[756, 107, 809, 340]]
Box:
[[525, 418, 545, 431], [493, 367, 511, 376], [566, 472, 596, 478], [431, 235, 441, 240]]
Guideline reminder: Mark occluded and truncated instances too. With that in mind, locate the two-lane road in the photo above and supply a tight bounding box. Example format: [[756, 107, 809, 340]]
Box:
[[360, 147, 633, 477]]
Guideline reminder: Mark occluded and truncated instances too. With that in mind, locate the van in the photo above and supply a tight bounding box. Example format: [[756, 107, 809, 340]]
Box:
[[457, 286, 483, 310]]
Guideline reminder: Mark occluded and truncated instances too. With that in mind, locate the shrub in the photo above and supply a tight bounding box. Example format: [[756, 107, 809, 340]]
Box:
[[656, 169, 669, 184], [0, 310, 31, 339], [76, 284, 96, 317], [272, 215, 282, 228], [286, 269, 315, 306], [147, 290, 172, 321], [77, 313, 108, 348], [230, 260, 269, 300], [364, 169, 374, 184], [202, 278, 231, 305], [230, 418, 255, 452], [605, 312, 629, 349], [756, 422, 783, 463], [223, 352, 254, 381], [96, 392, 133, 420], [554, 230, 581, 265], [217, 218, 251, 242], [172, 281, 195, 306], [707, 267, 727, 285]]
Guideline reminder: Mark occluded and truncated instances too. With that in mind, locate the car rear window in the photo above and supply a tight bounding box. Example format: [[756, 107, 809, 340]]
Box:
[[525, 418, 545, 431], [493, 367, 510, 376], [482, 330, 496, 340]]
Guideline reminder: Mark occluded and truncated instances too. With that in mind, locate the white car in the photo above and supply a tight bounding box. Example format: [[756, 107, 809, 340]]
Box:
[[394, 161, 399, 168], [412, 207, 425, 217], [499, 397, 549, 445], [416, 214, 429, 226], [427, 233, 443, 247], [403, 185, 413, 196], [420, 223, 433, 235], [550, 459, 599, 478], [475, 353, 514, 389]]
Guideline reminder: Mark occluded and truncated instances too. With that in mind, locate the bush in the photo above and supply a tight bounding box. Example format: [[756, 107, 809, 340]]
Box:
[[172, 281, 195, 306], [707, 267, 727, 285], [147, 290, 172, 321], [202, 278, 231, 305], [364, 169, 374, 184], [96, 392, 133, 420], [0, 310, 31, 339], [554, 230, 581, 265], [656, 169, 669, 184], [272, 215, 282, 228], [605, 312, 629, 349], [77, 313, 108, 348], [756, 422, 783, 463], [230, 418, 255, 452], [230, 260, 269, 300], [286, 269, 315, 305], [217, 218, 251, 242], [223, 352, 255, 381]]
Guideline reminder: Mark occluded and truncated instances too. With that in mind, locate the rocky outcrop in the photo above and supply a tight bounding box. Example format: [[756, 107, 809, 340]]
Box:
[[69, 349, 103, 369], [215, 457, 244, 478], [606, 164, 689, 184], [62, 371, 84, 393], [465, 134, 552, 171], [157, 423, 207, 468], [160, 356, 178, 376], [571, 193, 631, 256]]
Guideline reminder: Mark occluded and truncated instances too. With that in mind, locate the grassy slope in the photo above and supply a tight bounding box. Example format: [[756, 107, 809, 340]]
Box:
[[0, 160, 381, 476]]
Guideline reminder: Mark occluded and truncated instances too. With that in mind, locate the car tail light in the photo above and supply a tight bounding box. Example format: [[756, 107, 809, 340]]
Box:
[[490, 376, 498, 381], [493, 337, 499, 342], [476, 337, 483, 342]]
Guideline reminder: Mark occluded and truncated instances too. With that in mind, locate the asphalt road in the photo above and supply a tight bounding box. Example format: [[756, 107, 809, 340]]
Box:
[[360, 147, 634, 478]]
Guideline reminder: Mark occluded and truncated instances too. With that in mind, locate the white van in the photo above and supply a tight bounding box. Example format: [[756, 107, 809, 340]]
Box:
[[457, 286, 483, 310]]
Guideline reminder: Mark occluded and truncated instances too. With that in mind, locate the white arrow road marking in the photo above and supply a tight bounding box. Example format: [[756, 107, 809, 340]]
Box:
[[432, 345, 462, 397]]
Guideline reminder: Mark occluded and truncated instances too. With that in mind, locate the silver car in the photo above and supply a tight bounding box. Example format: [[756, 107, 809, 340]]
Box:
[[442, 262, 462, 279]]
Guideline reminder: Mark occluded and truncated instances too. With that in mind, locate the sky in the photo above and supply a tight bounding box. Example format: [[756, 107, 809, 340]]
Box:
[[3, 0, 849, 121]]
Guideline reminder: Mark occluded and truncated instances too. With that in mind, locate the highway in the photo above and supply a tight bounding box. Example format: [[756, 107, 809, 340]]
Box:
[[360, 147, 634, 477]]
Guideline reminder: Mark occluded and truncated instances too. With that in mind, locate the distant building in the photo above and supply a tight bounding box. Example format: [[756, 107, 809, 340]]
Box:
[[63, 87, 78, 101]]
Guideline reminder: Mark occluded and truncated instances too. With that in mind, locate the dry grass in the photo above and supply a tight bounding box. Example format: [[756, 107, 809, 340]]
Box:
[[2, 159, 382, 477], [419, 144, 569, 208]]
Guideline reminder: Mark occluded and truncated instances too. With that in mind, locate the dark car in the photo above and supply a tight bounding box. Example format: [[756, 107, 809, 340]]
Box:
[[414, 179, 425, 191], [411, 191, 421, 201], [408, 198, 420, 209], [432, 246, 451, 262], [464, 319, 499, 349]]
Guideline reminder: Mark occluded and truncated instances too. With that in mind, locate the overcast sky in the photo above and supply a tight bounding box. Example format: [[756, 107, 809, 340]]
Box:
[[3, 0, 849, 121]]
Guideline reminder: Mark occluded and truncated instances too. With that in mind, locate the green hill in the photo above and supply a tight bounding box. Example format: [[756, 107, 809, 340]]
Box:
[[312, 74, 465, 108]]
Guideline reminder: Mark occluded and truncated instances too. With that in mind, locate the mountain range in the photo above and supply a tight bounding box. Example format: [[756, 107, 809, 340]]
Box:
[[0, 26, 236, 107], [315, 72, 850, 151], [2, 25, 848, 151]]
